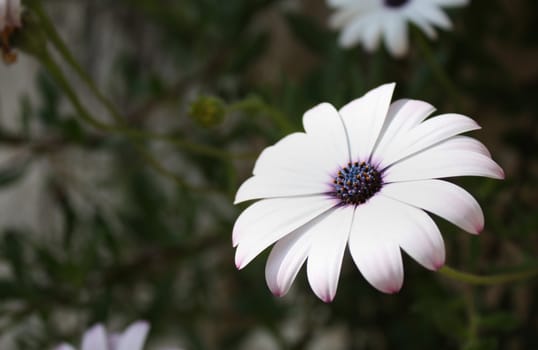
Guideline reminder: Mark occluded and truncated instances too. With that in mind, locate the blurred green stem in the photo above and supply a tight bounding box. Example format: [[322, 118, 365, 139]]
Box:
[[439, 265, 538, 285], [413, 31, 462, 109], [28, 0, 124, 123]]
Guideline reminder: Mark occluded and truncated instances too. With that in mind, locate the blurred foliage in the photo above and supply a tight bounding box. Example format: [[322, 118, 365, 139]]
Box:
[[0, 0, 537, 349]]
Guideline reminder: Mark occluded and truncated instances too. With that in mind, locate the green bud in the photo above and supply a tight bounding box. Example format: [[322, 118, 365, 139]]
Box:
[[188, 96, 227, 128]]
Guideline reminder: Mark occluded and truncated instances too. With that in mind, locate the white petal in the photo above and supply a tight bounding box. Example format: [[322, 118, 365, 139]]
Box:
[[432, 0, 469, 7], [116, 321, 150, 350], [340, 83, 395, 162], [383, 16, 408, 57], [375, 195, 445, 270], [382, 179, 484, 234], [233, 196, 336, 269], [339, 16, 372, 48], [55, 345, 77, 350], [409, 16, 438, 39], [360, 15, 383, 51], [307, 206, 354, 302], [303, 102, 350, 168], [383, 137, 505, 182], [265, 220, 317, 297], [235, 132, 337, 203], [372, 99, 435, 164], [236, 103, 351, 204], [348, 197, 404, 293], [415, 4, 453, 30], [379, 113, 481, 169], [234, 173, 332, 204], [82, 324, 108, 350]]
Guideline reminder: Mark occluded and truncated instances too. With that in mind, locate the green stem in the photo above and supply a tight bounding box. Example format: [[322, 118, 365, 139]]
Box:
[[29, 0, 124, 124], [439, 265, 538, 286], [40, 50, 113, 131], [413, 30, 462, 108]]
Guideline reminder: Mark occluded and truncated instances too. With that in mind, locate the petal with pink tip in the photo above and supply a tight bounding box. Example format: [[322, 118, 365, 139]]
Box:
[[307, 206, 354, 302]]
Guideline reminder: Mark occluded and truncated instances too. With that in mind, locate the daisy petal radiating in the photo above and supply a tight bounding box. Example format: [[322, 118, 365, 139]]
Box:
[[382, 179, 484, 234], [116, 321, 150, 350], [417, 4, 453, 29], [307, 206, 354, 302], [377, 195, 445, 270], [378, 113, 481, 168], [233, 83, 503, 301], [384, 137, 505, 182], [81, 324, 108, 350], [235, 133, 334, 204], [340, 83, 395, 161], [303, 103, 351, 165], [383, 15, 408, 57], [234, 196, 336, 269], [349, 197, 404, 293], [265, 224, 315, 297], [372, 98, 436, 163]]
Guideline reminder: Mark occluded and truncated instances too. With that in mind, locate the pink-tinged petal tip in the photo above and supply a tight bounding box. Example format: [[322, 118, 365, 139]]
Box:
[[433, 261, 445, 271]]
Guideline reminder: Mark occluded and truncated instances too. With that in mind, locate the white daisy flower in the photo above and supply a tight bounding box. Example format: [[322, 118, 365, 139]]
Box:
[[55, 321, 150, 350], [328, 0, 469, 57], [233, 83, 503, 302], [0, 0, 21, 31]]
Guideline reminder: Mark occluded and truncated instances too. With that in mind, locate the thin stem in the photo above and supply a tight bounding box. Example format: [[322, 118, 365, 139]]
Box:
[[40, 50, 113, 131], [29, 0, 124, 124], [439, 265, 538, 286], [413, 30, 463, 109]]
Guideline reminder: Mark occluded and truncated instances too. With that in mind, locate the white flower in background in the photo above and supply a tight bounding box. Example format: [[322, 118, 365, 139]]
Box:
[[233, 83, 503, 302], [55, 321, 150, 350], [328, 0, 469, 57], [0, 0, 21, 31]]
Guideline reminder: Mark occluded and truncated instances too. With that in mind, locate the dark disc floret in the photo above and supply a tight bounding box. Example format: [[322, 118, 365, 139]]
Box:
[[384, 0, 409, 8], [333, 161, 383, 206]]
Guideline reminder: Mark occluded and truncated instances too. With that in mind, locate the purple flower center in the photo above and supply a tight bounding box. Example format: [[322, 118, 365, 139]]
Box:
[[384, 0, 409, 8], [333, 161, 382, 206]]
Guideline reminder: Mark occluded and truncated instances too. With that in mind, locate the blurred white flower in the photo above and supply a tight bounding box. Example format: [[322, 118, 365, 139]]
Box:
[[233, 83, 503, 302], [55, 321, 150, 350], [328, 0, 468, 57], [0, 0, 21, 31]]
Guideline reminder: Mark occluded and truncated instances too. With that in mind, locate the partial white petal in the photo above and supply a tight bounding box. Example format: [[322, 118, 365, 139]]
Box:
[[340, 83, 395, 162], [384, 135, 504, 182], [415, 4, 453, 30], [236, 132, 338, 203], [360, 15, 383, 52], [372, 99, 436, 165], [348, 197, 404, 293], [382, 179, 484, 234], [265, 224, 314, 297], [339, 16, 372, 48], [116, 321, 150, 350], [307, 206, 354, 302], [379, 113, 481, 168], [235, 173, 331, 204], [234, 196, 336, 269], [375, 195, 445, 270], [303, 102, 350, 168], [383, 16, 408, 57], [432, 0, 469, 7], [81, 324, 108, 350], [409, 16, 438, 39]]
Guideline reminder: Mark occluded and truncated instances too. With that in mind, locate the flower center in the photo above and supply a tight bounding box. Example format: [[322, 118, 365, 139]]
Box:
[[333, 161, 382, 206], [384, 0, 409, 8]]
